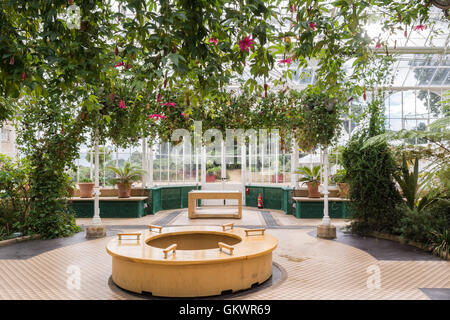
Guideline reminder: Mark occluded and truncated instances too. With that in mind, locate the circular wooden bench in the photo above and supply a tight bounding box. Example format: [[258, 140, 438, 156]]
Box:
[[106, 224, 278, 297]]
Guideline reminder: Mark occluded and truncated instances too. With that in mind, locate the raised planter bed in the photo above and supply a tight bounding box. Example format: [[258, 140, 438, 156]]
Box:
[[0, 234, 41, 247], [69, 196, 148, 218], [370, 231, 450, 261], [292, 197, 350, 219]]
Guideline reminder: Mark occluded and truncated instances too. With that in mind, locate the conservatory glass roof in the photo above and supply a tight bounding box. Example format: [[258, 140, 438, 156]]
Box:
[[234, 6, 450, 92]]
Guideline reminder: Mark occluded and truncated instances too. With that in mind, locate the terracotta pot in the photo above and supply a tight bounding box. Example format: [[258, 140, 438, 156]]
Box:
[[271, 174, 284, 183], [206, 173, 216, 183], [338, 182, 350, 198], [306, 181, 321, 198], [78, 183, 94, 198], [68, 186, 76, 197], [117, 183, 132, 198]]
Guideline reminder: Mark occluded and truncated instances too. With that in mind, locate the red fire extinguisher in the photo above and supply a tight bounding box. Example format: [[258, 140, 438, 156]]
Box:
[[258, 193, 263, 209]]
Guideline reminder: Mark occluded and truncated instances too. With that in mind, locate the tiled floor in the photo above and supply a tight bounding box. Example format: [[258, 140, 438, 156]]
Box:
[[0, 208, 448, 300]]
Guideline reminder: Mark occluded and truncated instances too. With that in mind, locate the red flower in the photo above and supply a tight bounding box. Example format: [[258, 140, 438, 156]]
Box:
[[414, 24, 426, 31], [114, 61, 125, 68], [161, 102, 176, 106], [209, 38, 218, 45], [238, 36, 255, 52], [278, 58, 293, 64], [21, 72, 26, 80], [308, 22, 316, 31], [119, 99, 126, 109], [375, 42, 381, 49], [148, 114, 166, 120]]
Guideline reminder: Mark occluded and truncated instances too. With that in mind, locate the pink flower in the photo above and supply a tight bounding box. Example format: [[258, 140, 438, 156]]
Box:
[[114, 61, 125, 68], [238, 36, 255, 52], [119, 99, 126, 109], [375, 42, 381, 48], [414, 24, 426, 31], [148, 114, 166, 120], [181, 112, 186, 117], [209, 38, 218, 45], [308, 22, 316, 31], [22, 72, 26, 80], [161, 102, 176, 106], [278, 58, 293, 64], [9, 56, 14, 65]]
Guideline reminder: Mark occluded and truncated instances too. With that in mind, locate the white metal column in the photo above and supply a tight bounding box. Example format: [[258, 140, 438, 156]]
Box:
[[241, 143, 246, 203], [321, 145, 330, 225], [148, 142, 154, 187], [92, 132, 102, 225], [291, 138, 299, 188], [201, 145, 206, 187], [142, 138, 147, 187]]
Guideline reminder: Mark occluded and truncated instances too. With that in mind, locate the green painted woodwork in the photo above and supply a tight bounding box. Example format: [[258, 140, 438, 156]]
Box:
[[245, 185, 293, 214], [294, 200, 348, 219], [70, 199, 146, 218], [149, 185, 201, 214]]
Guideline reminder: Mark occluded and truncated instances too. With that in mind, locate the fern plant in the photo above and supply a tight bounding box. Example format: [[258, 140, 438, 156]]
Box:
[[296, 165, 321, 186], [108, 162, 146, 186], [431, 228, 450, 260]]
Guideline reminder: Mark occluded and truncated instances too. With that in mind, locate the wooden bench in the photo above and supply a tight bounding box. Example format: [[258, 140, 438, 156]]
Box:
[[188, 190, 242, 219]]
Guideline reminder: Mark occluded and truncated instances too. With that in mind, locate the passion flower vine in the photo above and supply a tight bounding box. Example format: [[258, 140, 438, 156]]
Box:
[[414, 24, 426, 31], [279, 58, 293, 64], [238, 36, 254, 52], [148, 114, 166, 120]]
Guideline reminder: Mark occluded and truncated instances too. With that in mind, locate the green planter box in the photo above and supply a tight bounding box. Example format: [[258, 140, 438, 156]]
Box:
[[245, 185, 293, 214], [148, 185, 201, 214], [294, 199, 348, 219], [70, 198, 147, 218]]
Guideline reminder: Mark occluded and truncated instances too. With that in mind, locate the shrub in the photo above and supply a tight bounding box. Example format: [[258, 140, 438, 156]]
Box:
[[0, 155, 31, 239], [343, 132, 403, 235], [396, 197, 449, 243]]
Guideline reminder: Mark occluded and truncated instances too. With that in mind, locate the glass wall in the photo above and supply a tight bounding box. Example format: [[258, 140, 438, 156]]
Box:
[[68, 88, 447, 187]]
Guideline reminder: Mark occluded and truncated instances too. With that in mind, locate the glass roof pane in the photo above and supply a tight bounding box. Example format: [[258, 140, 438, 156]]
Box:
[[402, 90, 416, 119], [431, 68, 449, 85]]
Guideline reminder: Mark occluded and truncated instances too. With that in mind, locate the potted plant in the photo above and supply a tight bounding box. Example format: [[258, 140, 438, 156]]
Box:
[[67, 177, 77, 197], [297, 165, 322, 198], [78, 177, 94, 198], [206, 167, 217, 182], [108, 162, 146, 198], [332, 169, 350, 198]]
